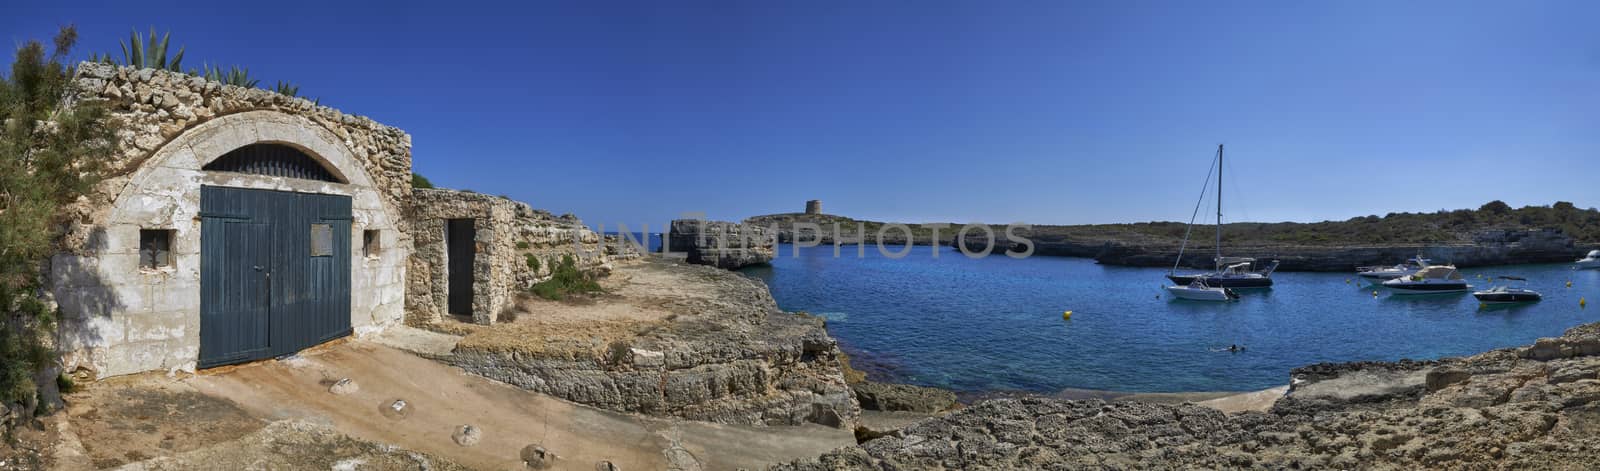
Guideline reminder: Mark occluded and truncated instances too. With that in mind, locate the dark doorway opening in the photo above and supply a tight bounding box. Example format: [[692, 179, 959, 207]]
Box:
[[446, 219, 476, 316]]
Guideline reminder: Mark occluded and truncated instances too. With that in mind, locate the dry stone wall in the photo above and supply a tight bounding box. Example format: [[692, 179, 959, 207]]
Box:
[[407, 189, 611, 325]]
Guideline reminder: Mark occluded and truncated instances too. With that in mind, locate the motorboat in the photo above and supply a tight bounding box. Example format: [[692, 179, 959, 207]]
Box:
[[1473, 277, 1543, 304], [1165, 144, 1278, 289], [1355, 254, 1430, 283], [1575, 250, 1600, 270], [1166, 279, 1239, 301], [1382, 265, 1470, 295]]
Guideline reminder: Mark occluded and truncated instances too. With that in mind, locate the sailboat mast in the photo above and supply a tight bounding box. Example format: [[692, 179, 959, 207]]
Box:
[[1215, 144, 1223, 270]]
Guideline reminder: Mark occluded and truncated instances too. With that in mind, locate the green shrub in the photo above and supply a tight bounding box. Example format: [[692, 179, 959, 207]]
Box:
[[529, 255, 602, 300], [1, 26, 115, 411], [524, 253, 540, 271], [55, 374, 75, 394], [411, 173, 434, 189], [516, 241, 531, 250]]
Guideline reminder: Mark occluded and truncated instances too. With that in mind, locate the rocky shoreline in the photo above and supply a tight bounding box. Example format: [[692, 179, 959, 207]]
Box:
[[424, 258, 860, 429], [774, 322, 1600, 469]]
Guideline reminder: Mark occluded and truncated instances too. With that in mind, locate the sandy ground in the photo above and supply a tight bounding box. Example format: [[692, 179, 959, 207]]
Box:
[[59, 339, 853, 471], [1195, 385, 1291, 413]]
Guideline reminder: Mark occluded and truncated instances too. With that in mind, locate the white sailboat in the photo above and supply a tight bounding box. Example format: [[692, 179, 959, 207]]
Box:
[[1166, 144, 1277, 297]]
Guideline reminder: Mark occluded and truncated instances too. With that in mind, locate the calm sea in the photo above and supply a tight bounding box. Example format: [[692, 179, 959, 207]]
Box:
[[742, 243, 1600, 394]]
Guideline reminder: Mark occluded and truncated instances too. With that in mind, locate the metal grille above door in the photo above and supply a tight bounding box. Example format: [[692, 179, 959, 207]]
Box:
[[202, 143, 344, 183]]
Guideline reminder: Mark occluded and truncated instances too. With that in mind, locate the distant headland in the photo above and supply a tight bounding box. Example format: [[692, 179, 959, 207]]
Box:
[[744, 200, 1600, 271]]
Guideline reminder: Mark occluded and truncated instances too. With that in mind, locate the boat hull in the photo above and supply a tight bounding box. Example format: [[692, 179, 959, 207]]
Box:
[[1166, 286, 1237, 301], [1384, 282, 1471, 295], [1473, 292, 1542, 304], [1166, 274, 1274, 288], [1357, 273, 1405, 284], [1577, 260, 1600, 270]]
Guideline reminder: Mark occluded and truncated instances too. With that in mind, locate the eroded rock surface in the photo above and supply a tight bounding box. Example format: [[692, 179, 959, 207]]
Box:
[[775, 323, 1600, 469], [667, 219, 774, 269], [438, 258, 858, 428], [852, 381, 959, 414]]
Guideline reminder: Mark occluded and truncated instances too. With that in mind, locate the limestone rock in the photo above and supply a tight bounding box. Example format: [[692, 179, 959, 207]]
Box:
[[441, 259, 859, 429], [521, 444, 554, 469], [851, 381, 958, 413], [775, 321, 1600, 470], [667, 219, 774, 270], [329, 378, 359, 395], [451, 424, 481, 447]]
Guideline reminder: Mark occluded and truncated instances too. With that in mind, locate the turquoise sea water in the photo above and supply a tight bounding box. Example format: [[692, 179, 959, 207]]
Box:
[[742, 243, 1600, 394]]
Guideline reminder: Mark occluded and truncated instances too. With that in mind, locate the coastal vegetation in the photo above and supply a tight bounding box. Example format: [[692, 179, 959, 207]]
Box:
[[91, 28, 309, 99], [529, 255, 603, 300], [751, 200, 1600, 247], [0, 26, 117, 413], [1083, 200, 1600, 247]]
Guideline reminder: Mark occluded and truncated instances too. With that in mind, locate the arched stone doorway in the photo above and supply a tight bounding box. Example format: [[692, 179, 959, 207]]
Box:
[[54, 109, 410, 377]]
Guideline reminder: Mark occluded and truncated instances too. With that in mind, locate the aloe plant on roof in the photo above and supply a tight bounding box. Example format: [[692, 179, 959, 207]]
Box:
[[201, 64, 258, 88], [109, 28, 186, 71]]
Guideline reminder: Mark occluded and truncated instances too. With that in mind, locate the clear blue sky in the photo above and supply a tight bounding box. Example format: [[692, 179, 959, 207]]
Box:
[[9, 1, 1598, 229]]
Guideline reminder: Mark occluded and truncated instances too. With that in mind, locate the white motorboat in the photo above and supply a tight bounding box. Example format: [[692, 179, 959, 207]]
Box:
[[1355, 254, 1430, 283], [1575, 250, 1600, 270], [1382, 265, 1471, 295], [1473, 277, 1542, 304], [1166, 279, 1239, 301]]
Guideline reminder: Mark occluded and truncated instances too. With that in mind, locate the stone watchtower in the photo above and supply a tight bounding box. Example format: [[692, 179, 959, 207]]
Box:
[[805, 200, 823, 215]]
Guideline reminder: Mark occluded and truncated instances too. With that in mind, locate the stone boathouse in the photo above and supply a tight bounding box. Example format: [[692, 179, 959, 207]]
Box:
[[50, 63, 609, 380]]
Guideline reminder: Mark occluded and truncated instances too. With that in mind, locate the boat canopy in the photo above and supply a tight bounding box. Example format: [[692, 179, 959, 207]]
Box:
[[1216, 256, 1256, 264], [1588, 250, 1600, 258], [1221, 262, 1252, 274], [1414, 266, 1463, 280]]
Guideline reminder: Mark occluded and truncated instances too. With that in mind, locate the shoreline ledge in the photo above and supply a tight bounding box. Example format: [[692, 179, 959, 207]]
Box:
[[772, 321, 1600, 469]]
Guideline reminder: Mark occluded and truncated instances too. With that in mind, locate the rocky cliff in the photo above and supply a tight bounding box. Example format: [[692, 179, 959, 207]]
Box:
[[774, 322, 1600, 469], [435, 258, 859, 429], [668, 219, 776, 269]]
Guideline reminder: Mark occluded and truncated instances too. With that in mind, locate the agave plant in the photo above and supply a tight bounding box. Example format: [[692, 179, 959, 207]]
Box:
[[201, 64, 258, 88], [271, 80, 300, 97], [116, 28, 186, 71]]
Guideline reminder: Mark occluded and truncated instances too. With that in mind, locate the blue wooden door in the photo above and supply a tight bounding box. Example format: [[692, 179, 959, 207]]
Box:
[[200, 186, 351, 367]]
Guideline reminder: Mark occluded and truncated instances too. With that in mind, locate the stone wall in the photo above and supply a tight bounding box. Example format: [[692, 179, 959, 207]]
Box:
[[407, 189, 610, 325], [50, 64, 412, 379]]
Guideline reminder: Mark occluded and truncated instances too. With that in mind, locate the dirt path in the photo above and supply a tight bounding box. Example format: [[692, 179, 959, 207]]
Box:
[[181, 341, 853, 470]]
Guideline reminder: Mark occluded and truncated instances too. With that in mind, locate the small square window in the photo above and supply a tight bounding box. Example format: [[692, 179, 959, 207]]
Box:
[[363, 230, 381, 257], [139, 229, 173, 269], [310, 224, 333, 257]]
